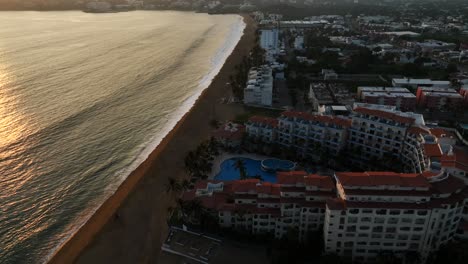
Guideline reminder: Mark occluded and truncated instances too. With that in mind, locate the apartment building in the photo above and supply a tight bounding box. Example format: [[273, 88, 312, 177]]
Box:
[[276, 111, 351, 157], [324, 170, 467, 263], [416, 87, 464, 111], [245, 116, 278, 143], [357, 86, 416, 111], [347, 104, 439, 173], [245, 104, 447, 173], [243, 65, 273, 107], [184, 172, 335, 241]]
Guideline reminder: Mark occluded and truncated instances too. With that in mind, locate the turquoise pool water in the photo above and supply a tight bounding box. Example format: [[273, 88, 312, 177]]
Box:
[[214, 158, 277, 182]]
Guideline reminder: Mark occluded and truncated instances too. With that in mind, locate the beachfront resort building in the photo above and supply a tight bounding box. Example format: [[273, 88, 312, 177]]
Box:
[[276, 111, 351, 157], [245, 116, 278, 143], [183, 154, 468, 262], [357, 86, 416, 111], [243, 65, 273, 107], [183, 171, 336, 241], [213, 122, 245, 149], [347, 104, 437, 173], [246, 104, 447, 173], [324, 170, 467, 263]]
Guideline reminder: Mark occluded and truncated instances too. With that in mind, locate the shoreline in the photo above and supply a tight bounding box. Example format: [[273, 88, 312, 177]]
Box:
[[47, 14, 257, 264]]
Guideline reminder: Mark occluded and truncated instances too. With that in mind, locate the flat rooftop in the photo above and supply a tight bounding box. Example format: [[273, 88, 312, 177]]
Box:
[[162, 227, 221, 263], [392, 78, 450, 86], [362, 91, 416, 98]]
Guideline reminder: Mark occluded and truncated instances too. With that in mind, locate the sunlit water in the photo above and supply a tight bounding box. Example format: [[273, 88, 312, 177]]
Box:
[[0, 11, 244, 263]]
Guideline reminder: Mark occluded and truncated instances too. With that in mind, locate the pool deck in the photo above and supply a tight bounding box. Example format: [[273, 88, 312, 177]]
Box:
[[209, 152, 272, 179]]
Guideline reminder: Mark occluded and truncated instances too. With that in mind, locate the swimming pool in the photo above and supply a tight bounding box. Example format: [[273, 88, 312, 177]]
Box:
[[214, 158, 278, 182], [261, 158, 296, 172]]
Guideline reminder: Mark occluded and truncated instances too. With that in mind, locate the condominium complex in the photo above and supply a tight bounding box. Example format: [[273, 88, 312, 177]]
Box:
[[357, 86, 416, 111], [247, 110, 351, 158], [183, 171, 336, 241], [245, 116, 278, 143], [184, 157, 468, 262], [243, 65, 273, 107], [181, 102, 468, 263], [324, 170, 467, 263], [416, 87, 464, 111], [246, 104, 445, 173], [348, 104, 435, 173], [276, 111, 351, 157]]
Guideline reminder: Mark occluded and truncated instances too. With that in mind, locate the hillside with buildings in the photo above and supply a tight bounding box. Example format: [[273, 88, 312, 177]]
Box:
[[167, 3, 468, 264]]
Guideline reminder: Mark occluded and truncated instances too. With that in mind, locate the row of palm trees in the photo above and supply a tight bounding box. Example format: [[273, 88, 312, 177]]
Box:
[[229, 30, 265, 100], [183, 137, 219, 180], [164, 138, 219, 219]]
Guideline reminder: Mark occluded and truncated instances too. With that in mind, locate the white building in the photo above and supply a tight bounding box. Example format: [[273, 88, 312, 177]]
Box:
[[185, 172, 336, 241], [277, 111, 351, 158], [246, 104, 449, 173], [260, 29, 280, 62], [324, 170, 466, 263], [347, 104, 443, 173], [245, 116, 278, 143], [243, 65, 273, 107]]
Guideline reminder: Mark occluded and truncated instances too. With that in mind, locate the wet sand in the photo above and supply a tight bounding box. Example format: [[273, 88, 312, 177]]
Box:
[[47, 14, 256, 264]]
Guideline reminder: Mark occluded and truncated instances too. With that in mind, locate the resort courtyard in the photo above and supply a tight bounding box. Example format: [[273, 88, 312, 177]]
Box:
[[210, 152, 319, 183]]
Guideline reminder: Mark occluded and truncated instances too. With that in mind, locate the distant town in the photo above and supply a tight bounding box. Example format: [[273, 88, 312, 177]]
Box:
[[158, 1, 468, 264]]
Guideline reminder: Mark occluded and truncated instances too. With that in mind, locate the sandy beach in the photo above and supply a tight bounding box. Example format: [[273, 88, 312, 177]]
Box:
[[47, 14, 256, 264]]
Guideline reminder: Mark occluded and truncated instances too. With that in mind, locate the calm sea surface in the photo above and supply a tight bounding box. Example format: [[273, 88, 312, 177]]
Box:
[[0, 11, 244, 263]]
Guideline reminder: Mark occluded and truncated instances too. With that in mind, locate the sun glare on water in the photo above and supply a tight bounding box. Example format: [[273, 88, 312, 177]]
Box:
[[0, 64, 29, 149]]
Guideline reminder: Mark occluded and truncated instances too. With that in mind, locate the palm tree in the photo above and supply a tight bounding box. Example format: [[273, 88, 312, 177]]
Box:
[[233, 158, 248, 180], [166, 177, 183, 193], [179, 199, 203, 224]]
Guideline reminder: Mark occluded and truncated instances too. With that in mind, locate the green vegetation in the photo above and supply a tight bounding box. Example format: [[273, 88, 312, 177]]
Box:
[[230, 32, 265, 100], [184, 137, 220, 181], [233, 107, 282, 124], [233, 158, 248, 180]]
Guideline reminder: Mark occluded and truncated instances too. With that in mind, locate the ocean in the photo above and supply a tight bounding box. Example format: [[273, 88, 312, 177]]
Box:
[[0, 11, 244, 263]]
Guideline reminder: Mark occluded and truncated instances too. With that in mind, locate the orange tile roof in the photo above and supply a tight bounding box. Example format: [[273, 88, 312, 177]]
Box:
[[281, 111, 352, 127], [304, 174, 336, 190], [256, 182, 281, 196], [408, 126, 431, 135], [232, 179, 260, 193], [441, 147, 468, 172], [336, 171, 430, 188], [424, 143, 442, 157], [430, 128, 456, 138], [248, 116, 278, 127], [276, 171, 308, 185], [353, 107, 415, 124], [213, 123, 245, 140]]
